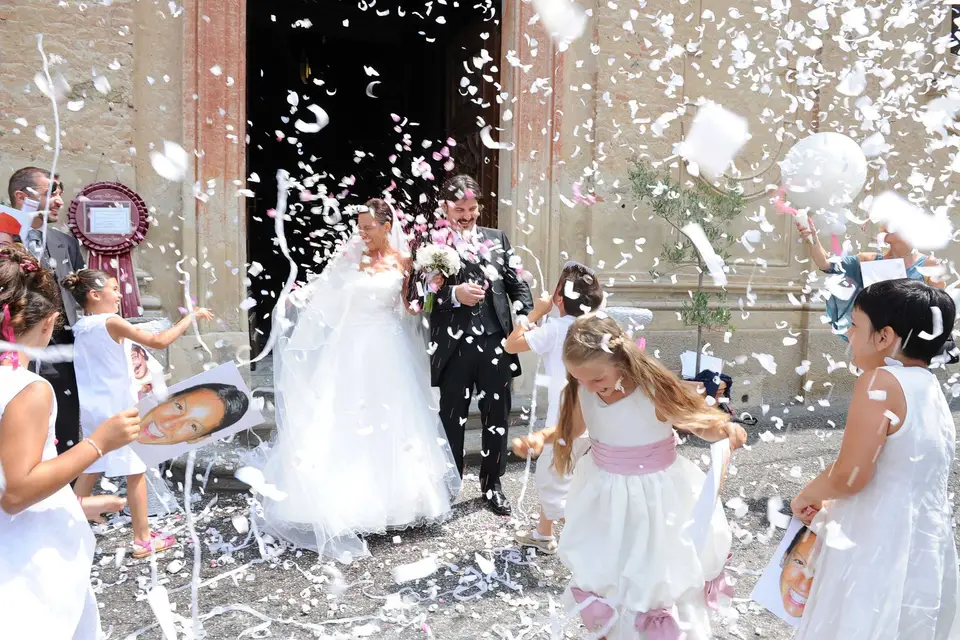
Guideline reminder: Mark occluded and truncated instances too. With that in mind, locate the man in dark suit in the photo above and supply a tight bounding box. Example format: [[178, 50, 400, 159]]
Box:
[[8, 167, 85, 454], [426, 175, 533, 515]]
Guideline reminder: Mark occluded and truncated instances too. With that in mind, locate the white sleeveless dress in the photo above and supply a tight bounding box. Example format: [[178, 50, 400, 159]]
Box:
[[249, 268, 462, 562], [796, 366, 960, 639], [73, 313, 144, 476], [559, 387, 733, 639], [0, 366, 100, 638]]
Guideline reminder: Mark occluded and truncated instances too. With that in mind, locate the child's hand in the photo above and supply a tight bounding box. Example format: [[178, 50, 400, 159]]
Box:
[[80, 495, 126, 523], [791, 494, 822, 525], [533, 293, 553, 317], [193, 307, 215, 321], [511, 432, 546, 458], [92, 408, 140, 453], [720, 422, 748, 450], [796, 216, 818, 243]]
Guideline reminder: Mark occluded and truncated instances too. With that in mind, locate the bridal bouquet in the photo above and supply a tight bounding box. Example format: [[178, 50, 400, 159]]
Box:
[[414, 244, 461, 312]]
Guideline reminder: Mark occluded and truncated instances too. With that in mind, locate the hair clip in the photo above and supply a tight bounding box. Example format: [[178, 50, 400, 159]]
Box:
[[19, 261, 38, 273]]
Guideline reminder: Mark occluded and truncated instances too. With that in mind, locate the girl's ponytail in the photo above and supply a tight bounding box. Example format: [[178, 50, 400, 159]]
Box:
[[552, 372, 581, 475]]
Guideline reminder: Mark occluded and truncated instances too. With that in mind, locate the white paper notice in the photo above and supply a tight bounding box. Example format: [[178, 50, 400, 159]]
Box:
[[681, 351, 724, 378], [89, 206, 132, 235], [860, 258, 906, 288], [688, 439, 731, 552]]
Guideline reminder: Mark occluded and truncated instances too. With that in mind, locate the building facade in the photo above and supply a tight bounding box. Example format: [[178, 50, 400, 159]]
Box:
[[1, 0, 957, 408]]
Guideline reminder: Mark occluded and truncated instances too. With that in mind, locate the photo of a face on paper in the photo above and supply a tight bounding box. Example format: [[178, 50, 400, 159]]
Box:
[[129, 362, 263, 467], [750, 517, 817, 627], [124, 340, 168, 402]]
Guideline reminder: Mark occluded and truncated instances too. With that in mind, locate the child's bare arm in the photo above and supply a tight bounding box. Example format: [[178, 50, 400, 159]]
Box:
[[798, 369, 902, 503], [106, 309, 213, 349]]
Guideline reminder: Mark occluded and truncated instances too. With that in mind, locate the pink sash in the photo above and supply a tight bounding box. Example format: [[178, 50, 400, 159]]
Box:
[[589, 434, 678, 475]]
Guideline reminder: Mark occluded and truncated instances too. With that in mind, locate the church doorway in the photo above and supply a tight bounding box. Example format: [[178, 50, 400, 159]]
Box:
[[245, 0, 503, 356]]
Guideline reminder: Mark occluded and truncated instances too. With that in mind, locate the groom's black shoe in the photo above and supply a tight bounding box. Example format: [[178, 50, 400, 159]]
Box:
[[486, 488, 512, 516]]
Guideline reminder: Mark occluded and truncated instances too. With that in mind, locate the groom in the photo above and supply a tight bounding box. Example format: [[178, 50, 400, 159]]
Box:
[[427, 175, 533, 515]]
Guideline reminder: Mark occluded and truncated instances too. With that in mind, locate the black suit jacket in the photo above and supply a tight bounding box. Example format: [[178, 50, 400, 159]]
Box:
[[427, 226, 534, 387], [38, 227, 85, 377]]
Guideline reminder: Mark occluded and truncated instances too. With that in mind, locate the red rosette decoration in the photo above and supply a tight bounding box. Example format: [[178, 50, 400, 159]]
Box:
[[67, 181, 150, 318]]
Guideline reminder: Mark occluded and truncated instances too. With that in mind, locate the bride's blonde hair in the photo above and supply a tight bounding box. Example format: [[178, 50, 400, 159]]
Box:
[[553, 314, 730, 475]]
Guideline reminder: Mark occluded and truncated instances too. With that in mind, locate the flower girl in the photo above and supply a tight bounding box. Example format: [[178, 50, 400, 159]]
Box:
[[515, 314, 745, 639]]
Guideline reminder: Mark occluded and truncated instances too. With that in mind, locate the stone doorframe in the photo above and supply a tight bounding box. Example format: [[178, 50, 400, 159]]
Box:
[[179, 0, 556, 360]]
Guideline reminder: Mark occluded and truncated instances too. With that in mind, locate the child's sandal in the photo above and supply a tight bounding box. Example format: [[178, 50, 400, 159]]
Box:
[[132, 532, 176, 559]]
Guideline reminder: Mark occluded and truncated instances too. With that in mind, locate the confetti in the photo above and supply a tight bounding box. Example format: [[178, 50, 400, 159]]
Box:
[[149, 140, 189, 182], [680, 102, 750, 180]]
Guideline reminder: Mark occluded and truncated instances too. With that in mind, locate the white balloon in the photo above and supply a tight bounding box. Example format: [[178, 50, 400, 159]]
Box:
[[780, 132, 868, 238]]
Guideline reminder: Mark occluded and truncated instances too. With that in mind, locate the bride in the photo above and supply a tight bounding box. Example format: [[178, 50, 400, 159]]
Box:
[[249, 198, 461, 562]]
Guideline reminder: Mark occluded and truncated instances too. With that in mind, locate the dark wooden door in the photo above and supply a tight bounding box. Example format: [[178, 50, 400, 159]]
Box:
[[445, 20, 502, 228]]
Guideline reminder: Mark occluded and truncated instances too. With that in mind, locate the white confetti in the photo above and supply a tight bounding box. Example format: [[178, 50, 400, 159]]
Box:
[[919, 306, 944, 341], [869, 191, 953, 252], [149, 140, 189, 182], [66, 100, 84, 112], [231, 515, 249, 534], [532, 0, 588, 47], [479, 125, 515, 151], [725, 497, 749, 518], [294, 104, 329, 133], [392, 556, 439, 583], [823, 521, 856, 551], [751, 352, 777, 375], [234, 466, 288, 501], [681, 223, 727, 286], [93, 75, 111, 94], [475, 552, 496, 575], [836, 62, 867, 97], [680, 102, 749, 180]]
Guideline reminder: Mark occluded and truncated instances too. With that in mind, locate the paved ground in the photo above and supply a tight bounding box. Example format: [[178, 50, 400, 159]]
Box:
[[89, 405, 957, 639]]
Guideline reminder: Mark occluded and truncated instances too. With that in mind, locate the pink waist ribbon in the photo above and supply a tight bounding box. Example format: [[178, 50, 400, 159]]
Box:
[[589, 434, 678, 475]]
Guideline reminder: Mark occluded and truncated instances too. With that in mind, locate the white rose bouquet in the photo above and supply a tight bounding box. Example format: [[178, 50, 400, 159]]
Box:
[[414, 244, 462, 312]]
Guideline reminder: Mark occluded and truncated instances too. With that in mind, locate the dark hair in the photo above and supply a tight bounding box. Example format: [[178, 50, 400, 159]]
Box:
[[361, 198, 393, 226], [440, 174, 482, 204], [853, 279, 956, 365], [556, 261, 603, 317], [7, 167, 51, 204], [61, 268, 112, 310], [130, 343, 147, 359], [0, 244, 62, 338], [173, 382, 250, 435], [780, 525, 814, 567]]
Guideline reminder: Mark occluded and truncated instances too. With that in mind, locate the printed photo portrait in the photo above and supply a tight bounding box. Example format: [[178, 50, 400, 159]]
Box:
[[750, 517, 818, 627], [130, 362, 264, 467], [124, 340, 168, 401]]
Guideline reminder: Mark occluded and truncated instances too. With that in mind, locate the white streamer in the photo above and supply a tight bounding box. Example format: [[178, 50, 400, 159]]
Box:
[[236, 170, 298, 367], [174, 257, 213, 359], [35, 34, 60, 273], [919, 306, 944, 340]]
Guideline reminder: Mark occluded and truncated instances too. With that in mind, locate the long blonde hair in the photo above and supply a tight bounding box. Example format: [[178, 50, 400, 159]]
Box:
[[552, 314, 730, 475]]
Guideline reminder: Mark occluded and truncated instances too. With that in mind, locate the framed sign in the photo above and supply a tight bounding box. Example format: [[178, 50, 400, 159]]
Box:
[[67, 182, 150, 318]]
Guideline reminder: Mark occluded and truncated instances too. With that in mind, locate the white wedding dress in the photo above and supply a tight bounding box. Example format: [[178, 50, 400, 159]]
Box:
[[248, 227, 461, 563]]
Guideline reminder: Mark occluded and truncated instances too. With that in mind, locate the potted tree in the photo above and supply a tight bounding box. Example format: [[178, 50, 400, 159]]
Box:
[[628, 160, 745, 376]]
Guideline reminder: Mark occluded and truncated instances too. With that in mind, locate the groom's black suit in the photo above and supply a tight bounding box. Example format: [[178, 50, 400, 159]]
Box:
[[428, 227, 533, 492]]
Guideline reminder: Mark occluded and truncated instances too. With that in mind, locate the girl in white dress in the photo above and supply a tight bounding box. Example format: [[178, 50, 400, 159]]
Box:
[[63, 269, 215, 558], [515, 314, 746, 639], [0, 245, 140, 639], [791, 279, 959, 639]]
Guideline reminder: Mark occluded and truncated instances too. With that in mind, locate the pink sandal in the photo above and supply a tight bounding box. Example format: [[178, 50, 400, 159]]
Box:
[[133, 531, 176, 559]]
